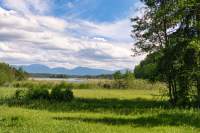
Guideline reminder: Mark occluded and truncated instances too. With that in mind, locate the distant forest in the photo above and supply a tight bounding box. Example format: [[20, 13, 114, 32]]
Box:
[[30, 73, 113, 79]]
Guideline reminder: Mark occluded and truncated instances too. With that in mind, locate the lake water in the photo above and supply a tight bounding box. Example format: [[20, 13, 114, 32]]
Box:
[[32, 78, 86, 83]]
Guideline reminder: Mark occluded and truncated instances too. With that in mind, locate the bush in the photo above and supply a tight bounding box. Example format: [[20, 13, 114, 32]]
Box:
[[26, 88, 49, 100], [15, 89, 27, 100], [102, 83, 112, 89], [51, 83, 74, 101], [13, 82, 74, 101]]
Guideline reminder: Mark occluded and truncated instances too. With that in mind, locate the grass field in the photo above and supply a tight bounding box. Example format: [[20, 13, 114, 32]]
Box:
[[0, 87, 200, 133]]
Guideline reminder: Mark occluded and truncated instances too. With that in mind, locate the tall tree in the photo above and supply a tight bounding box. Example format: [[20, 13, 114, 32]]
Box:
[[132, 0, 200, 106]]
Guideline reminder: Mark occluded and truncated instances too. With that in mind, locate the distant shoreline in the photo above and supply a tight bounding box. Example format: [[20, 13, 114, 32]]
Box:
[[29, 77, 87, 83]]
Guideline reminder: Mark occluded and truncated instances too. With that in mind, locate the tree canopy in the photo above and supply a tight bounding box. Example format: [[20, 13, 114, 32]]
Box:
[[132, 0, 200, 107], [0, 62, 28, 85]]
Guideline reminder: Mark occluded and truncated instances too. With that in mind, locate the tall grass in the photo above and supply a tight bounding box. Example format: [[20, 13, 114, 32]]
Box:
[[12, 78, 167, 91]]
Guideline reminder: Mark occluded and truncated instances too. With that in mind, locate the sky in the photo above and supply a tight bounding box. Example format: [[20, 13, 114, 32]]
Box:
[[0, 0, 145, 70]]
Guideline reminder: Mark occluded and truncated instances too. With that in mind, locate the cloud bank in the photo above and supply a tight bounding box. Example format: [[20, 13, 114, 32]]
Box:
[[0, 0, 144, 70]]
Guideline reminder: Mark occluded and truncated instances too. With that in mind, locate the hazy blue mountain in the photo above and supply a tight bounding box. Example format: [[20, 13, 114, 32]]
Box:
[[21, 64, 52, 74], [19, 64, 114, 76], [68, 67, 113, 76]]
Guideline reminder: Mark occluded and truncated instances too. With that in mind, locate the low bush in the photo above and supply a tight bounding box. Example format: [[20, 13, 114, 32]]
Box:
[[13, 82, 74, 102], [102, 83, 112, 89], [51, 83, 74, 101], [14, 89, 27, 100], [97, 81, 113, 89], [26, 88, 49, 100]]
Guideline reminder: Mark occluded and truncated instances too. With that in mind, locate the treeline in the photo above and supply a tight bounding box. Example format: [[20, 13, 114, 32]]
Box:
[[30, 73, 68, 78], [0, 62, 28, 85], [134, 52, 161, 81], [76, 74, 113, 79], [132, 0, 200, 107], [30, 73, 113, 79]]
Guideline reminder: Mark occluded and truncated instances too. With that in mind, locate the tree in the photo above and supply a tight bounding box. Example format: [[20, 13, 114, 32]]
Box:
[[132, 0, 200, 107], [124, 70, 135, 87], [113, 70, 135, 89], [134, 51, 162, 81], [113, 71, 125, 89], [0, 62, 28, 85]]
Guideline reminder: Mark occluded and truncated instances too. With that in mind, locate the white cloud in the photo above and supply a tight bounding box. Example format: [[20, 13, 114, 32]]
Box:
[[69, 19, 132, 43], [1, 0, 50, 14], [0, 5, 145, 70]]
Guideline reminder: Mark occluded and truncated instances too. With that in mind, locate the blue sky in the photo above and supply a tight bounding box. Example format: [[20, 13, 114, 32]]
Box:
[[52, 0, 138, 22], [0, 0, 144, 70]]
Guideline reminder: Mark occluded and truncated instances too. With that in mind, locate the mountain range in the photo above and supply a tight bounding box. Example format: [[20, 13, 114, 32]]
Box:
[[17, 64, 115, 76]]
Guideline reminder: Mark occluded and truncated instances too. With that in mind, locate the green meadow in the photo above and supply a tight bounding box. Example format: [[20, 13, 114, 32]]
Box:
[[0, 0, 199, 132], [0, 84, 200, 133]]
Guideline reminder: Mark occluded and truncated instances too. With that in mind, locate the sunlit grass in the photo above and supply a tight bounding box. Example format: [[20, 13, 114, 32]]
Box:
[[0, 86, 200, 133], [73, 89, 159, 99]]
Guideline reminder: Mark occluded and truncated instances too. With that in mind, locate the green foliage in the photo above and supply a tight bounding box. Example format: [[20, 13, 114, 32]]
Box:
[[14, 89, 27, 100], [134, 52, 162, 81], [13, 82, 74, 101], [113, 70, 138, 89], [12, 80, 58, 89], [113, 71, 126, 89], [1, 87, 200, 133], [132, 0, 200, 107], [26, 88, 49, 100], [12, 78, 166, 93], [0, 62, 28, 86], [113, 71, 123, 80], [0, 63, 15, 85], [51, 83, 74, 101], [77, 83, 93, 89]]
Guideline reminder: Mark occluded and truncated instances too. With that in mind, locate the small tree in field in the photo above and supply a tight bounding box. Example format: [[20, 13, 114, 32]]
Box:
[[113, 71, 124, 89], [113, 70, 135, 89]]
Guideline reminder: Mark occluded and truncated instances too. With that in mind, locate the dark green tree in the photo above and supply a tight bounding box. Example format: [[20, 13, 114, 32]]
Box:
[[0, 62, 28, 85], [132, 0, 200, 107]]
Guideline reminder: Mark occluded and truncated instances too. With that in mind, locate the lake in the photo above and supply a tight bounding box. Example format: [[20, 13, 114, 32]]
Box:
[[31, 78, 86, 83]]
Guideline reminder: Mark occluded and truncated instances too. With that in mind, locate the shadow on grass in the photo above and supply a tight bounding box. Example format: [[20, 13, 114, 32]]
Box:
[[0, 97, 168, 114], [53, 112, 200, 128], [0, 116, 25, 127]]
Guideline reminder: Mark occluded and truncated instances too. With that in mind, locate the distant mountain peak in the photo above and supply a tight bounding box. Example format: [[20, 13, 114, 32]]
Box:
[[18, 64, 114, 76]]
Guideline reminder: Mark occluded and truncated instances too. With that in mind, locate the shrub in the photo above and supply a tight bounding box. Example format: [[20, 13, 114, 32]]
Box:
[[102, 83, 112, 89], [15, 89, 27, 100], [51, 83, 74, 101], [26, 88, 49, 100], [13, 82, 74, 101]]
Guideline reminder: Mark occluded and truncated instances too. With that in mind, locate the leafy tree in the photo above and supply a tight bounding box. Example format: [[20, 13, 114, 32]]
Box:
[[113, 71, 125, 89], [113, 70, 135, 89], [124, 70, 135, 87], [0, 62, 28, 85], [113, 71, 123, 81], [134, 52, 162, 81], [132, 0, 200, 107], [0, 63, 14, 85]]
